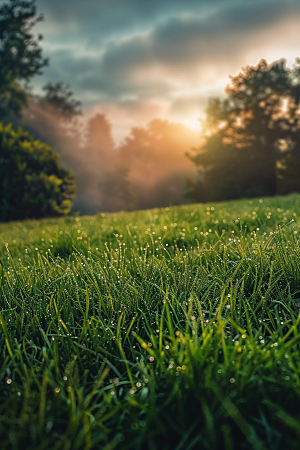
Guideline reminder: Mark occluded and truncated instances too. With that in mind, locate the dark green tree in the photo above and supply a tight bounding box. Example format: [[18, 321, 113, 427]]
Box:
[[188, 58, 300, 202], [0, 123, 76, 221], [42, 82, 82, 122], [0, 0, 47, 119]]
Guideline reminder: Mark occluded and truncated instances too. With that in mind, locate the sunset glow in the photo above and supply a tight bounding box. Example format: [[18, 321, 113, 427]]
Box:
[[33, 0, 300, 141], [183, 118, 201, 132]]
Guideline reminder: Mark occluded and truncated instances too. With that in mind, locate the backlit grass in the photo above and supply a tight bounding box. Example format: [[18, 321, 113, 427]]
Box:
[[1, 194, 300, 449]]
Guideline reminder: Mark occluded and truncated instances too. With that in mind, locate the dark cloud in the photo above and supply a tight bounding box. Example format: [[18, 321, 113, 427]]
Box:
[[36, 0, 300, 101], [36, 0, 217, 43], [36, 0, 300, 47], [30, 0, 300, 141]]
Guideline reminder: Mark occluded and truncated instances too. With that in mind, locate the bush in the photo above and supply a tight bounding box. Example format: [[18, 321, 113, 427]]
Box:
[[0, 123, 76, 221]]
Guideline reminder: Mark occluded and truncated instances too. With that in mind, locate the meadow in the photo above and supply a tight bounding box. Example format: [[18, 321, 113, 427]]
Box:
[[1, 194, 300, 449]]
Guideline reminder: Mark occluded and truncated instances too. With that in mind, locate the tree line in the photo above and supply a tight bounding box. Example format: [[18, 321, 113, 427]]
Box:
[[0, 0, 199, 220], [1, 0, 300, 222]]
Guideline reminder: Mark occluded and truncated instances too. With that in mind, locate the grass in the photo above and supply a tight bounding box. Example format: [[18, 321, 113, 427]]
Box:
[[1, 193, 300, 449]]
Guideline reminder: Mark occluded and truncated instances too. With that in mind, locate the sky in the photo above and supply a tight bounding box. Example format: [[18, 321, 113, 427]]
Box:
[[33, 0, 300, 143]]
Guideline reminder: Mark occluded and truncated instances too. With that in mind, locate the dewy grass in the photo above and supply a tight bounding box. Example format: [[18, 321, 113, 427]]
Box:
[[1, 194, 300, 449]]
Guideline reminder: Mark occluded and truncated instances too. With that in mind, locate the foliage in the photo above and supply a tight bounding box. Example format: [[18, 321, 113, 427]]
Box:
[[42, 82, 82, 122], [0, 0, 47, 119], [0, 123, 76, 221], [12, 108, 113, 215], [188, 58, 300, 202], [1, 195, 300, 448]]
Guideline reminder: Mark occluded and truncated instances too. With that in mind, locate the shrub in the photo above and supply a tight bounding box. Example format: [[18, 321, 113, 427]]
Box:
[[0, 123, 76, 221]]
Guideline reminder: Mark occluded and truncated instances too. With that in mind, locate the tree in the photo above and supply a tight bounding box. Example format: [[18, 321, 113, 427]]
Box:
[[80, 113, 116, 212], [0, 0, 47, 119], [85, 113, 114, 164], [9, 86, 90, 213], [0, 123, 76, 221], [42, 82, 81, 122], [187, 59, 300, 202], [11, 82, 82, 143]]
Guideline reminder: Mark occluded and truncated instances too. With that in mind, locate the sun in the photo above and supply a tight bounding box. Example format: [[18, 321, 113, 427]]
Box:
[[183, 118, 201, 132]]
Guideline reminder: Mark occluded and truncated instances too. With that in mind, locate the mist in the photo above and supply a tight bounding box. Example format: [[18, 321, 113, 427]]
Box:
[[11, 100, 200, 214]]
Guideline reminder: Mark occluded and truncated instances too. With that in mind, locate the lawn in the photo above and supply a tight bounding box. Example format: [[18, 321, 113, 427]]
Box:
[[1, 194, 300, 449]]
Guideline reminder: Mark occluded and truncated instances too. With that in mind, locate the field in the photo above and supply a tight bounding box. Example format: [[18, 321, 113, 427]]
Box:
[[1, 194, 300, 449]]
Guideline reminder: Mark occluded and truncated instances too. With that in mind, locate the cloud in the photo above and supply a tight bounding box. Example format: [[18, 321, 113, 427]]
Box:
[[37, 0, 215, 43], [36, 0, 300, 100], [32, 0, 300, 142]]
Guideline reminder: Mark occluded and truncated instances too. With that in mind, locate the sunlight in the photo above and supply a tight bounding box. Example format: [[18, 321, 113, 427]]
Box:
[[184, 118, 201, 132], [282, 97, 288, 112]]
